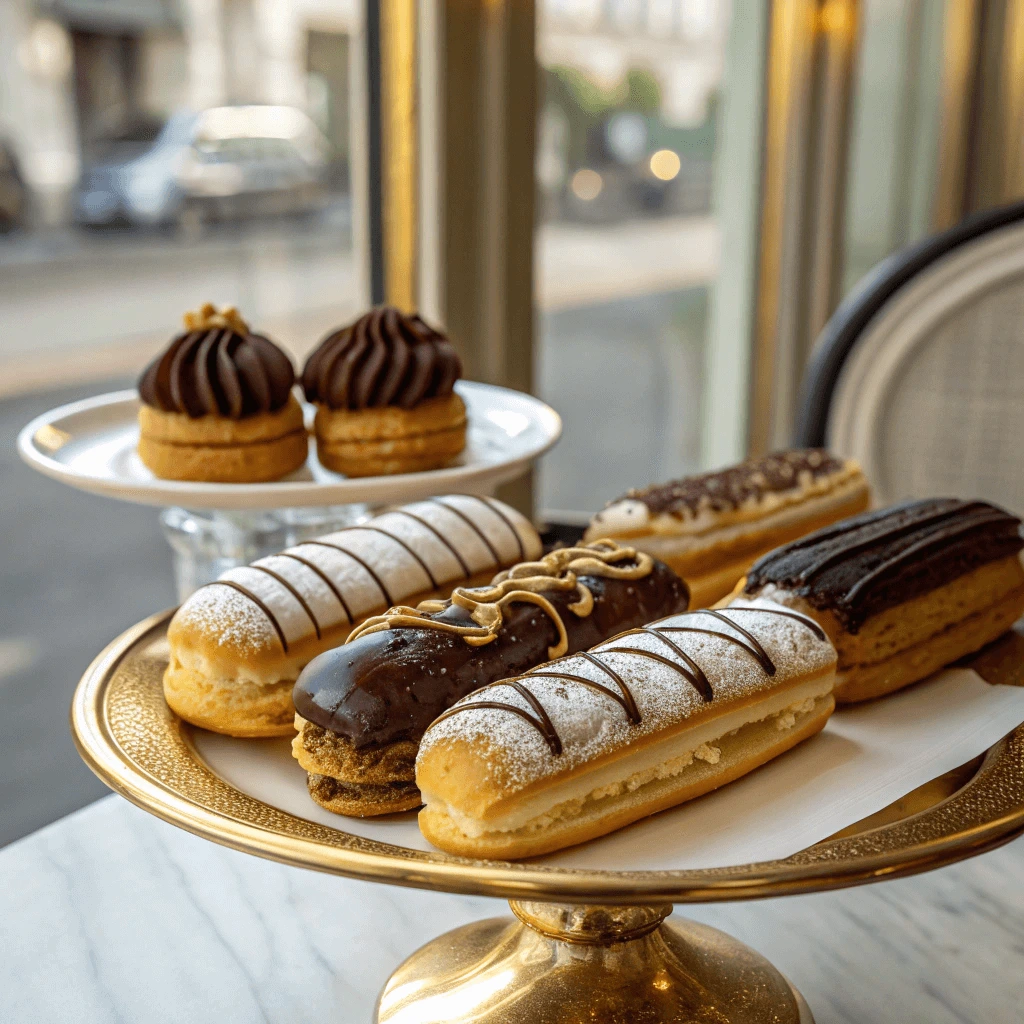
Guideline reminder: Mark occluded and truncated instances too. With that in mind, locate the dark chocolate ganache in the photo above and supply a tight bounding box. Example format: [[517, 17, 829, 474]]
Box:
[[293, 557, 689, 748], [609, 449, 848, 518], [744, 498, 1024, 632], [139, 307, 295, 418], [301, 305, 461, 410]]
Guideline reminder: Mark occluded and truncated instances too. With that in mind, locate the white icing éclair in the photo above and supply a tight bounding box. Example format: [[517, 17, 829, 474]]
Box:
[[417, 598, 837, 838], [171, 495, 541, 659]]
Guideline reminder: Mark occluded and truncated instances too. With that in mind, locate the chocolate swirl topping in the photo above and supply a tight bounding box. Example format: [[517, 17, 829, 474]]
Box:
[[301, 306, 461, 410], [744, 498, 1024, 633], [605, 448, 847, 518], [429, 605, 827, 755], [292, 554, 690, 749], [138, 304, 295, 418]]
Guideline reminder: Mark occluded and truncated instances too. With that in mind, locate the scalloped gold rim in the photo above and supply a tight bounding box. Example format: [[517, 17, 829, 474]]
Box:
[[70, 611, 1024, 903]]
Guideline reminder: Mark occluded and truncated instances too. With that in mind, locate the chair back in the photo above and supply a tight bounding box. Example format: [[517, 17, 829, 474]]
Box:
[[795, 202, 1024, 515]]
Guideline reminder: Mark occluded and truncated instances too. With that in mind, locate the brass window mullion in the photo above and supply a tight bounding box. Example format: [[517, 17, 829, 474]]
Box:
[[748, 0, 861, 455]]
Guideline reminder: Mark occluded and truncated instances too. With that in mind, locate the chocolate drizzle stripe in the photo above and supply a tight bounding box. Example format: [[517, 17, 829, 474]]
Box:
[[843, 509, 1010, 608], [577, 650, 641, 723], [253, 565, 322, 640], [275, 552, 354, 626], [601, 646, 713, 702], [477, 495, 526, 561], [655, 626, 775, 676], [432, 701, 561, 754], [508, 681, 562, 755], [529, 670, 642, 724], [386, 509, 473, 578], [429, 498, 501, 567], [209, 581, 289, 654], [346, 525, 439, 590], [298, 540, 395, 607], [607, 628, 714, 702], [725, 605, 827, 641], [702, 610, 773, 674]]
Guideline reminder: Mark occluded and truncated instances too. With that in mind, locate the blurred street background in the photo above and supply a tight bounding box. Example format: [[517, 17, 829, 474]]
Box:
[[0, 0, 728, 845]]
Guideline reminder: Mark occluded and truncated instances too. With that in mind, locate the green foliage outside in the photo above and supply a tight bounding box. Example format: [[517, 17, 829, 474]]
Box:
[[543, 64, 718, 169]]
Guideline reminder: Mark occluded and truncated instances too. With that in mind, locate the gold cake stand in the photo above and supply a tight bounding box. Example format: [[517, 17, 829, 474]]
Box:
[[71, 612, 1024, 1024]]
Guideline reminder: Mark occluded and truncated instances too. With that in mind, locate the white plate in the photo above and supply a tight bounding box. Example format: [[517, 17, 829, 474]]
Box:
[[17, 381, 561, 510], [190, 672, 1024, 871]]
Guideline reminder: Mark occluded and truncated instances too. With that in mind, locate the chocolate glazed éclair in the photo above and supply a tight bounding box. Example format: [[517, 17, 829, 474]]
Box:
[[292, 546, 690, 752], [744, 498, 1024, 632]]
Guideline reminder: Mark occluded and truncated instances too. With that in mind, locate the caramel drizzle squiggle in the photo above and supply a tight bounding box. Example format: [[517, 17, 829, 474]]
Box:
[[431, 606, 828, 755], [345, 542, 654, 659]]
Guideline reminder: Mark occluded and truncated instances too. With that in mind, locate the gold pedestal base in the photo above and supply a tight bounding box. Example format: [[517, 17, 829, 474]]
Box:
[[376, 902, 813, 1023]]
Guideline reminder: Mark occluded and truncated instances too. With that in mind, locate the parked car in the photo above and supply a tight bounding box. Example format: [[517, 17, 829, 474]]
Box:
[[75, 106, 329, 228]]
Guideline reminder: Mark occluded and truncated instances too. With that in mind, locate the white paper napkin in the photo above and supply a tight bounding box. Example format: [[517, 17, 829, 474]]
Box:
[[193, 668, 1024, 870]]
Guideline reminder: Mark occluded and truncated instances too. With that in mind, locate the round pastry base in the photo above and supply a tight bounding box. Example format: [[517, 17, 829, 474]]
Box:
[[377, 901, 812, 1023]]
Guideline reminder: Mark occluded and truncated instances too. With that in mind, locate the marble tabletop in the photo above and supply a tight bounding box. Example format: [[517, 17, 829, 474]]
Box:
[[1, 795, 1022, 1024]]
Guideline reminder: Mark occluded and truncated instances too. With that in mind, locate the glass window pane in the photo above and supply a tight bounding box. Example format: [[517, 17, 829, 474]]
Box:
[[0, 5, 361, 844], [535, 0, 732, 518]]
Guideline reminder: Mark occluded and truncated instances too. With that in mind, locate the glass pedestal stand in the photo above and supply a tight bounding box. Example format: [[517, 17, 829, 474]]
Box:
[[160, 505, 369, 600]]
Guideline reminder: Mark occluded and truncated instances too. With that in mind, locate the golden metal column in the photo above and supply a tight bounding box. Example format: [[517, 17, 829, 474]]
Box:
[[438, 0, 537, 514], [367, 0, 536, 514], [933, 0, 1024, 228], [748, 0, 861, 455], [379, 0, 419, 310]]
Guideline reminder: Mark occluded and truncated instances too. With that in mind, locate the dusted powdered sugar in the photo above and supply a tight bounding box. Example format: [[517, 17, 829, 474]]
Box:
[[173, 583, 278, 655], [418, 597, 837, 790]]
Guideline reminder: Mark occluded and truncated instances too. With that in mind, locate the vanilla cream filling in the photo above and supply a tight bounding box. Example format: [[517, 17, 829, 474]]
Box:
[[168, 649, 307, 688], [424, 677, 833, 839], [589, 472, 866, 552]]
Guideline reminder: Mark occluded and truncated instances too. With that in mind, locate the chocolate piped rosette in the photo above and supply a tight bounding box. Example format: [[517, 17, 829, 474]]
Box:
[[164, 495, 540, 738], [738, 497, 1024, 703], [137, 303, 307, 483], [291, 541, 690, 817], [302, 306, 466, 477], [585, 449, 870, 608], [415, 598, 837, 859]]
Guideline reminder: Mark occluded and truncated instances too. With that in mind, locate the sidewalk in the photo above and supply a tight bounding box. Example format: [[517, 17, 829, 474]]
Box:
[[0, 214, 719, 397]]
